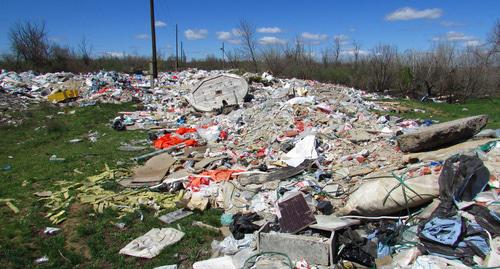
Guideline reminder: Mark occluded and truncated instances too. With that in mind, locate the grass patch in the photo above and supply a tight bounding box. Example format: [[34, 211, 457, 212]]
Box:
[[380, 97, 500, 128], [0, 102, 221, 268]]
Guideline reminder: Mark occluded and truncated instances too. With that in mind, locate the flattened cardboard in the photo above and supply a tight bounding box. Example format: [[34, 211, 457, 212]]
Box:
[[132, 153, 175, 183]]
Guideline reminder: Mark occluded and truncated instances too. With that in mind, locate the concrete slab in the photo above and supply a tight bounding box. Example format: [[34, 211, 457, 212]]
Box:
[[397, 115, 488, 153], [259, 232, 332, 266]]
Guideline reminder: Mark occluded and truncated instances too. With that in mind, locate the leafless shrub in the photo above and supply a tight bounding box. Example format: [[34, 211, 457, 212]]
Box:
[[9, 21, 50, 70], [237, 19, 258, 72], [78, 36, 93, 66], [261, 45, 285, 75], [369, 44, 397, 92]]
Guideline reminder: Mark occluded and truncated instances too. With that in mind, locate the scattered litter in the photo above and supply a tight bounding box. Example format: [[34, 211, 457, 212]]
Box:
[[153, 265, 177, 269], [158, 209, 193, 224], [114, 222, 126, 229], [49, 154, 65, 162], [34, 191, 53, 197], [2, 164, 12, 171], [34, 256, 49, 264], [10, 68, 496, 268], [43, 227, 61, 235], [193, 256, 236, 269], [1, 199, 20, 214], [192, 221, 220, 233]]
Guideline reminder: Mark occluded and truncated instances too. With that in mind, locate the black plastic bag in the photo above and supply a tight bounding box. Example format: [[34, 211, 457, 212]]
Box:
[[230, 212, 261, 240]]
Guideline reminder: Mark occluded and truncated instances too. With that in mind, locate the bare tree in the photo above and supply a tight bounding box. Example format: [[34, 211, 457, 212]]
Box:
[[488, 19, 500, 53], [352, 40, 361, 64], [431, 42, 459, 102], [261, 45, 285, 74], [9, 21, 50, 70], [321, 48, 330, 67], [50, 44, 73, 71], [237, 19, 258, 72], [370, 44, 397, 92], [333, 36, 342, 64], [284, 36, 306, 65], [78, 36, 93, 65], [225, 48, 242, 69]]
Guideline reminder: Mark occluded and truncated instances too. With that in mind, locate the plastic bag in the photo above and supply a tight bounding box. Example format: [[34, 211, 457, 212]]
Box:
[[197, 126, 220, 143]]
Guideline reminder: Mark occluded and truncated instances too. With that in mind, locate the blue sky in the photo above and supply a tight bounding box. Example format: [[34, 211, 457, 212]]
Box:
[[0, 0, 498, 59]]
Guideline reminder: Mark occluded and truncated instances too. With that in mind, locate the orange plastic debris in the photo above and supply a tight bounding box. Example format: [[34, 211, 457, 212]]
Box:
[[187, 169, 245, 191], [154, 133, 197, 149]]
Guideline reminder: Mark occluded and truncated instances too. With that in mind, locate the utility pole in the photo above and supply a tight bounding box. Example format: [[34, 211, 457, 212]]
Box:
[[221, 42, 225, 69], [180, 41, 184, 66], [175, 24, 179, 71], [149, 0, 158, 87]]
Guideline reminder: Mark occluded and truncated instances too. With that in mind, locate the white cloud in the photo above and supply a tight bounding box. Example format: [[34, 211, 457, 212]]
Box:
[[135, 34, 150, 40], [48, 36, 62, 42], [216, 31, 242, 44], [341, 48, 370, 56], [259, 36, 286, 45], [440, 21, 463, 27], [433, 31, 481, 47], [216, 31, 232, 40], [184, 29, 208, 40], [334, 34, 350, 44], [464, 40, 480, 47], [306, 51, 316, 58], [442, 31, 474, 41], [227, 39, 241, 45], [257, 27, 282, 33], [155, 20, 167, 27], [301, 32, 328, 41], [104, 51, 125, 58], [385, 7, 442, 21]]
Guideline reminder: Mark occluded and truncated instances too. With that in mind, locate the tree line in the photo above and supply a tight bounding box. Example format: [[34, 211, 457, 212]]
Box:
[[1, 20, 499, 102]]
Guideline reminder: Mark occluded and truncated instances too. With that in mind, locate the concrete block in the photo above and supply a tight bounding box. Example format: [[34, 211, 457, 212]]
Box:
[[397, 115, 488, 153]]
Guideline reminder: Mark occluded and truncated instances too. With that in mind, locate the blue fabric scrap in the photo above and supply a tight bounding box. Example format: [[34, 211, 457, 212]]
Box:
[[421, 216, 463, 246]]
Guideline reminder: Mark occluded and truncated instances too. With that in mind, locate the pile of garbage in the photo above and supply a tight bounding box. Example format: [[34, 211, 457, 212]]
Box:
[[4, 68, 499, 268]]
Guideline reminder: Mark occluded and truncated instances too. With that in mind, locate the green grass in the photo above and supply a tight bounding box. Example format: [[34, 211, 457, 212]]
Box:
[[381, 98, 500, 129], [0, 102, 222, 269]]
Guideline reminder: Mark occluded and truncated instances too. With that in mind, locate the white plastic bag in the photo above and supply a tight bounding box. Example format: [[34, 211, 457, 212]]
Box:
[[282, 135, 318, 167]]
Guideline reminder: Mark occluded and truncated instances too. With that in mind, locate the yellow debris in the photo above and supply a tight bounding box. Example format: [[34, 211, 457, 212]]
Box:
[[40, 165, 180, 223], [6, 201, 19, 214], [47, 89, 79, 103]]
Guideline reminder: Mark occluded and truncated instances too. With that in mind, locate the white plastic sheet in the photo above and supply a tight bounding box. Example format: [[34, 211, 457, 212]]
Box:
[[282, 135, 318, 167], [119, 228, 184, 259], [286, 96, 315, 105]]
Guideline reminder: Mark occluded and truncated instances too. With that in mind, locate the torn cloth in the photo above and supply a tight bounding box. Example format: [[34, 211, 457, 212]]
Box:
[[420, 216, 463, 246]]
